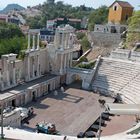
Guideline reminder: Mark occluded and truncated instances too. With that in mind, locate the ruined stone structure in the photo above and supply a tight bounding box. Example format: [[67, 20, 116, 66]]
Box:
[[110, 48, 140, 62], [89, 1, 133, 47], [89, 23, 127, 47], [94, 24, 127, 34], [0, 24, 97, 108], [92, 55, 140, 104], [0, 25, 76, 107], [0, 108, 21, 128], [49, 25, 75, 75]]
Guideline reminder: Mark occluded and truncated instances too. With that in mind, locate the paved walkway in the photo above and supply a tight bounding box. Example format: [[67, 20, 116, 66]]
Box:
[[101, 115, 135, 136]]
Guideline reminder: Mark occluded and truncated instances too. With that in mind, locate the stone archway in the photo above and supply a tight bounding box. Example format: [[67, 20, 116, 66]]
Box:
[[66, 67, 95, 90], [71, 74, 82, 83], [66, 73, 83, 86], [68, 73, 83, 88]]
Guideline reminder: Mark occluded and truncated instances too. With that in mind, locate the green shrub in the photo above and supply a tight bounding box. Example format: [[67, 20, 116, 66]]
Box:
[[79, 56, 88, 63], [80, 36, 91, 52], [77, 61, 96, 69], [76, 32, 85, 40]]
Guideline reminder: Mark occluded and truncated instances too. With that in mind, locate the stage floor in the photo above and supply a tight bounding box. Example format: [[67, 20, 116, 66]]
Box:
[[23, 82, 113, 136]]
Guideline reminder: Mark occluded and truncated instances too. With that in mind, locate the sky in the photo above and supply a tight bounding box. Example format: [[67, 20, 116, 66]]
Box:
[[0, 0, 139, 10]]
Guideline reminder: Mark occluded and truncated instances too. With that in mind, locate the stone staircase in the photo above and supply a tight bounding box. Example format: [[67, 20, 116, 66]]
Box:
[[92, 57, 140, 104]]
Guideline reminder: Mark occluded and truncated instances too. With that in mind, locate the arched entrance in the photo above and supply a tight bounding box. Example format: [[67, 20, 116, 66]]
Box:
[[66, 68, 94, 90], [70, 74, 82, 87]]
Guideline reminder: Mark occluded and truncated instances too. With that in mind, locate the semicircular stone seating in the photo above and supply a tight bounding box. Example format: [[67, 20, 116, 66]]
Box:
[[92, 57, 140, 104]]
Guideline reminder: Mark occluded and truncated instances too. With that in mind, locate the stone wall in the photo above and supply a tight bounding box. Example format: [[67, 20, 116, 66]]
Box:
[[2, 109, 21, 128], [40, 48, 49, 74], [131, 51, 140, 62], [89, 32, 121, 46], [15, 60, 24, 82], [110, 49, 140, 62], [94, 24, 127, 34], [110, 49, 131, 60], [66, 56, 101, 90]]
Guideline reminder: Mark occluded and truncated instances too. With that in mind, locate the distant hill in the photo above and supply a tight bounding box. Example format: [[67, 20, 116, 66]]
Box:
[[0, 4, 25, 14]]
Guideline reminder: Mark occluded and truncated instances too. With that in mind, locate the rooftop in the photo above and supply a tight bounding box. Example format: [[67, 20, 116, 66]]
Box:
[[110, 1, 134, 8]]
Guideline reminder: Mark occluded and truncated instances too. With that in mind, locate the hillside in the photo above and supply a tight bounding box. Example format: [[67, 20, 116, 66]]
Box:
[[0, 4, 25, 14], [125, 10, 140, 49]]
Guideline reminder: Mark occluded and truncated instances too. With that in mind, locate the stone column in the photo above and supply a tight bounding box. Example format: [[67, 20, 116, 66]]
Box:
[[61, 33, 64, 50], [13, 61, 16, 85], [28, 33, 30, 51], [64, 54, 67, 70], [65, 33, 69, 49], [37, 33, 40, 50], [32, 35, 35, 50], [68, 53, 70, 68], [27, 56, 30, 81], [33, 57, 35, 78], [60, 54, 63, 74], [6, 64, 10, 87], [37, 55, 40, 77], [70, 53, 73, 67], [63, 33, 66, 49], [0, 70, 4, 89], [69, 33, 73, 47], [58, 33, 60, 49], [68, 33, 70, 47]]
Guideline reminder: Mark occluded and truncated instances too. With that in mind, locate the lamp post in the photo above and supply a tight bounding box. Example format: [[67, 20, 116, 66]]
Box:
[[98, 99, 106, 140], [98, 112, 102, 140]]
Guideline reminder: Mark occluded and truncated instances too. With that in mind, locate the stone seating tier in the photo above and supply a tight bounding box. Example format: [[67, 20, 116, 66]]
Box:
[[92, 57, 140, 104]]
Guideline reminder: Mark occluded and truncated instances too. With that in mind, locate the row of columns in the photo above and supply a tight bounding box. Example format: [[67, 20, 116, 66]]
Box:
[[27, 55, 40, 81], [59, 53, 73, 74], [7, 61, 16, 86], [26, 33, 41, 81], [55, 32, 74, 50], [1, 60, 16, 89], [28, 33, 40, 51]]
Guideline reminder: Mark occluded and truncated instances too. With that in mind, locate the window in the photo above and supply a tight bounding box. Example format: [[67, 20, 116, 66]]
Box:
[[125, 15, 128, 20], [114, 6, 117, 11]]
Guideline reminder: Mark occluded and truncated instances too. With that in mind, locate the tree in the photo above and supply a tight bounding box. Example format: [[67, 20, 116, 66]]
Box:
[[81, 36, 91, 52], [25, 1, 93, 29], [0, 22, 23, 39], [76, 32, 85, 40], [0, 23, 27, 57], [26, 16, 44, 29], [88, 6, 109, 31], [125, 11, 140, 49]]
